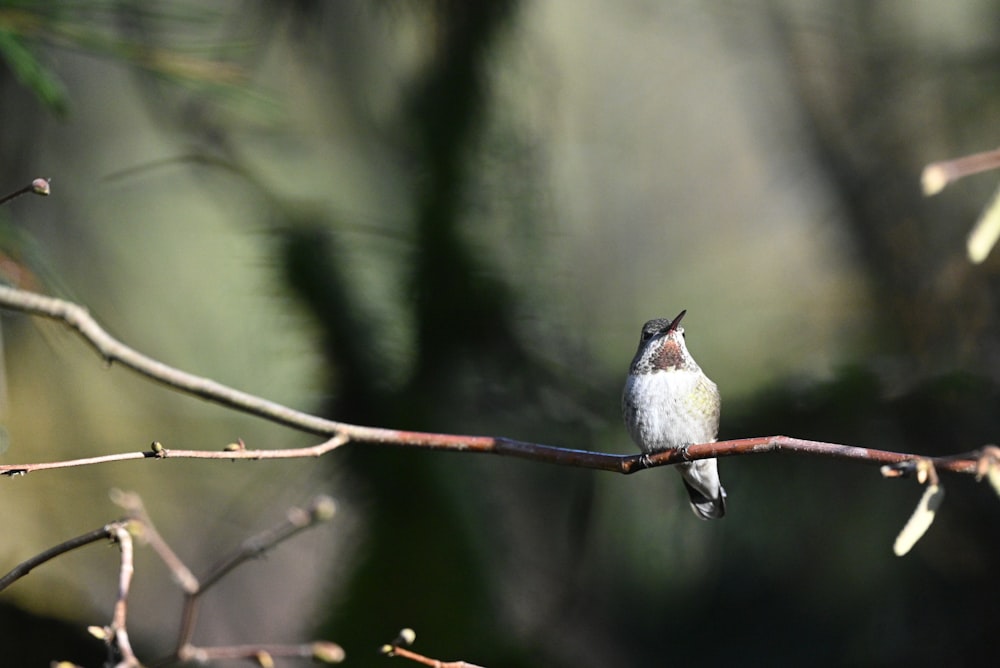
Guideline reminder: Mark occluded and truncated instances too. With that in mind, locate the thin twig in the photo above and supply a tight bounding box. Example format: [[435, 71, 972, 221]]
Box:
[[922, 146, 1000, 195], [0, 284, 989, 478], [0, 178, 50, 206], [0, 523, 119, 592], [0, 434, 985, 478], [112, 490, 199, 593], [200, 495, 335, 592], [381, 630, 484, 668], [176, 641, 344, 664], [0, 492, 343, 666], [108, 523, 140, 667], [172, 495, 337, 659], [385, 645, 485, 668]]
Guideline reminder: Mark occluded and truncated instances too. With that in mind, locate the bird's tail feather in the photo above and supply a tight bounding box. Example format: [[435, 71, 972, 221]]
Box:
[[679, 459, 726, 520]]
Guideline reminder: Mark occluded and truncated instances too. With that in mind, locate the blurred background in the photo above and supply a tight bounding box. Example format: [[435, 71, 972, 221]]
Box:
[[0, 1, 999, 666]]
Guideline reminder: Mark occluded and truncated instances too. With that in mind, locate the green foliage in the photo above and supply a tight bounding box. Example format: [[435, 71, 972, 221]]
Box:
[[0, 28, 68, 114]]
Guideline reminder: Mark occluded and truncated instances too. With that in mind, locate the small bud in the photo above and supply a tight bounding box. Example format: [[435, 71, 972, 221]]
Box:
[[87, 625, 108, 640], [920, 164, 948, 196], [151, 441, 165, 456], [397, 628, 416, 646], [123, 519, 144, 539], [311, 495, 337, 521], [879, 464, 904, 478], [311, 641, 345, 663], [31, 178, 50, 196], [254, 651, 274, 668], [287, 506, 310, 527]]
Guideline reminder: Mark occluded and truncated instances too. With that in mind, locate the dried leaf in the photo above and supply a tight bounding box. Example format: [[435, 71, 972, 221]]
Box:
[[893, 484, 945, 556]]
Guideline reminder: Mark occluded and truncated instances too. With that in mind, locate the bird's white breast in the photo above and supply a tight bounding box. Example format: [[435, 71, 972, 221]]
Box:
[[622, 369, 719, 452]]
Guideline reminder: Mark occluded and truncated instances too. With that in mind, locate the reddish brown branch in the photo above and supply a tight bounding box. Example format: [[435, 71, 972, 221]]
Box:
[[381, 630, 484, 668], [0, 434, 986, 480], [0, 285, 989, 479], [384, 645, 485, 668]]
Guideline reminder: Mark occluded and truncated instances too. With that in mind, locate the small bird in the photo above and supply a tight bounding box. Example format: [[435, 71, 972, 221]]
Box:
[[622, 310, 726, 519]]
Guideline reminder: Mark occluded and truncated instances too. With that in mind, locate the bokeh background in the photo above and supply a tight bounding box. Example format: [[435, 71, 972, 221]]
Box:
[[1, 1, 999, 666]]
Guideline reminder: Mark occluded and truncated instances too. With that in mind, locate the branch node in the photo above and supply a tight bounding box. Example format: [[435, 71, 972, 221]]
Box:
[[880, 457, 939, 486]]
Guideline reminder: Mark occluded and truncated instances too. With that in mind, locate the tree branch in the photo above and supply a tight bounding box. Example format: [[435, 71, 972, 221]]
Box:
[[381, 629, 485, 668], [0, 492, 344, 665], [0, 523, 120, 592], [0, 284, 990, 479]]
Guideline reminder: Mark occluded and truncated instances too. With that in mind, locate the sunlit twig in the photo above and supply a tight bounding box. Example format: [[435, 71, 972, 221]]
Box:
[[0, 285, 990, 480]]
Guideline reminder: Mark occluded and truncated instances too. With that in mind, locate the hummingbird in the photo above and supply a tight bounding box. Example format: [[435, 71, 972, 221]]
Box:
[[622, 310, 727, 519]]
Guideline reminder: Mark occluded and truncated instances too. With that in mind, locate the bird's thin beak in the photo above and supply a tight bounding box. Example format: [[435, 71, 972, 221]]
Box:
[[667, 309, 687, 332]]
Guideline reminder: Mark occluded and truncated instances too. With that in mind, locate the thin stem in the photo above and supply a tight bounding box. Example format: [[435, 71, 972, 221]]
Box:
[[0, 434, 985, 478], [386, 645, 485, 668], [113, 490, 199, 593], [0, 178, 50, 206], [922, 146, 1000, 195], [108, 523, 140, 667], [0, 523, 118, 592], [178, 642, 340, 663], [0, 284, 988, 479], [175, 495, 336, 651]]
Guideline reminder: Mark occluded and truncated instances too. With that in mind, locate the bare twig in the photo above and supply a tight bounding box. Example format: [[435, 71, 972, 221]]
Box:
[[0, 284, 990, 479], [108, 523, 140, 667], [176, 642, 344, 665], [922, 146, 1000, 196], [0, 523, 120, 592], [381, 629, 484, 668], [0, 178, 50, 206], [165, 495, 338, 665], [383, 646, 485, 668], [112, 489, 199, 593], [1, 493, 342, 666], [0, 434, 986, 479], [921, 147, 1000, 263]]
